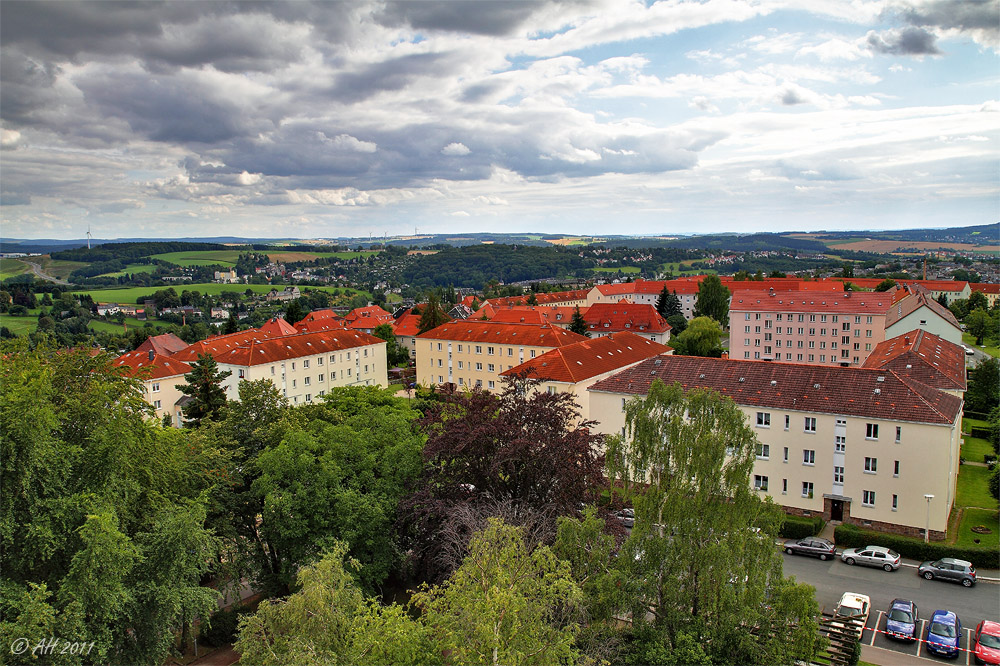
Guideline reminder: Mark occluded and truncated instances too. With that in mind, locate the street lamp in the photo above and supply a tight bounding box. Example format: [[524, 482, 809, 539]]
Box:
[[924, 494, 935, 543]]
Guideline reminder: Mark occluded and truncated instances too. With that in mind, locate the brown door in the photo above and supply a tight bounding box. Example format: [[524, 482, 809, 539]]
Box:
[[831, 500, 844, 521]]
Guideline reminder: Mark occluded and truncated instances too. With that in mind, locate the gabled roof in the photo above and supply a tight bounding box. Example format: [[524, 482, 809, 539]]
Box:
[[488, 305, 583, 325], [729, 292, 894, 314], [134, 333, 188, 356], [418, 320, 588, 347], [584, 302, 670, 334], [298, 308, 341, 322], [970, 283, 1000, 295], [172, 329, 273, 362], [296, 318, 348, 333], [484, 289, 590, 308], [392, 313, 422, 337], [589, 355, 962, 425], [214, 329, 385, 366], [490, 309, 549, 324], [115, 349, 192, 380], [885, 289, 961, 329], [862, 329, 967, 392], [258, 317, 299, 337], [343, 305, 393, 322], [500, 332, 671, 384]]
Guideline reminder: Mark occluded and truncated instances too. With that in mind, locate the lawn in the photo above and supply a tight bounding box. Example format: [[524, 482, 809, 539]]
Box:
[[954, 508, 1000, 550], [150, 250, 243, 267], [955, 464, 997, 510], [0, 315, 37, 336], [97, 263, 158, 277], [962, 435, 995, 463], [87, 317, 165, 334], [0, 258, 29, 280], [71, 283, 368, 304], [963, 332, 999, 359], [593, 266, 640, 273]]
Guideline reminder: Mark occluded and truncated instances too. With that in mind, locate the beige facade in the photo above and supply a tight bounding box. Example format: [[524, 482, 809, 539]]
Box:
[[589, 389, 960, 538], [884, 307, 962, 346], [147, 375, 188, 426]]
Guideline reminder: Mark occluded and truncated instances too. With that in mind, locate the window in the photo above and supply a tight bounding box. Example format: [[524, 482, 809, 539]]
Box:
[[804, 417, 816, 433], [803, 449, 815, 465], [753, 475, 768, 491], [833, 466, 844, 483], [782, 478, 787, 494], [304, 377, 311, 386], [317, 357, 323, 365], [291, 362, 296, 370], [238, 369, 246, 379], [488, 364, 495, 372], [152, 382, 160, 392], [783, 446, 788, 462], [271, 366, 276, 375], [153, 400, 162, 409], [745, 326, 751, 334], [305, 394, 311, 402], [835, 436, 845, 452], [802, 482, 814, 498], [892, 494, 898, 510], [894, 460, 899, 477], [866, 423, 879, 440], [487, 346, 495, 355], [756, 444, 770, 459], [458, 361, 464, 369], [303, 359, 310, 368], [488, 381, 495, 389], [756, 412, 770, 427], [475, 345, 482, 354], [862, 490, 876, 507], [437, 359, 443, 367], [530, 350, 536, 358], [508, 348, 513, 356], [437, 343, 442, 351], [895, 426, 901, 442], [784, 415, 790, 430], [476, 362, 483, 371], [458, 378, 464, 386], [547, 386, 557, 395], [292, 379, 296, 388], [364, 348, 368, 357], [331, 371, 337, 380], [330, 355, 336, 364], [475, 379, 482, 388], [347, 368, 351, 376], [864, 457, 877, 473], [318, 373, 324, 382], [745, 313, 751, 320], [347, 352, 351, 360]]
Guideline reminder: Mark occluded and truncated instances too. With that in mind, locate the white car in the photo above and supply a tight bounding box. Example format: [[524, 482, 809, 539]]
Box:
[[834, 592, 871, 639]]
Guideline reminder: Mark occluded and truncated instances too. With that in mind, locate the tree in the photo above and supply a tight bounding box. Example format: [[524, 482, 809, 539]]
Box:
[[568, 306, 590, 336], [839, 263, 854, 278], [874, 278, 896, 292], [176, 353, 232, 426], [222, 312, 239, 334], [373, 323, 407, 366], [966, 358, 1000, 415], [399, 377, 606, 581], [413, 518, 583, 666], [693, 275, 730, 325], [666, 313, 687, 335], [966, 308, 992, 345], [605, 380, 821, 665], [526, 292, 539, 306], [284, 299, 306, 326], [418, 293, 450, 334], [967, 291, 989, 313], [668, 316, 722, 357], [655, 286, 681, 319]]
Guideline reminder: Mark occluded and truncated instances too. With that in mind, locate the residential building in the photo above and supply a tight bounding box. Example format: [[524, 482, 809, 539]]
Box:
[[113, 349, 191, 426], [584, 302, 671, 344], [214, 269, 239, 283], [210, 307, 230, 319], [588, 355, 962, 540], [391, 312, 422, 359], [728, 291, 895, 366], [416, 321, 588, 391], [134, 332, 188, 356], [500, 332, 671, 417], [862, 330, 967, 398], [485, 305, 583, 328], [483, 289, 589, 309], [266, 286, 300, 302], [970, 283, 1000, 308], [296, 309, 347, 333], [884, 286, 963, 345], [343, 305, 394, 334], [213, 329, 388, 406]]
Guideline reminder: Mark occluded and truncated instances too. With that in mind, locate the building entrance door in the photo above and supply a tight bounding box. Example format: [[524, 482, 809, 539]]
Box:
[[830, 500, 844, 521]]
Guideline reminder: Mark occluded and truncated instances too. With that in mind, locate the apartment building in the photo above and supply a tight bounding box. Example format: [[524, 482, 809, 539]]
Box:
[[588, 355, 963, 539], [499, 332, 671, 417], [391, 312, 421, 359], [213, 329, 388, 406], [584, 302, 671, 344], [862, 330, 967, 399], [883, 287, 963, 345], [482, 288, 589, 309], [416, 321, 588, 391], [970, 283, 1000, 308], [728, 291, 895, 366], [114, 349, 191, 426]]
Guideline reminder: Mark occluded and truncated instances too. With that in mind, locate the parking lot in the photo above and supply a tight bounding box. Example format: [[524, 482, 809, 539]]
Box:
[[863, 609, 982, 664]]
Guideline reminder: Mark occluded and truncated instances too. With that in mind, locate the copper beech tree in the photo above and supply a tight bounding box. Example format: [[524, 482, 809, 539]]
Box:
[[399, 374, 606, 581]]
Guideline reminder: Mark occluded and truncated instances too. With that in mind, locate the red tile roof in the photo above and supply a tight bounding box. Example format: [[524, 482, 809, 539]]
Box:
[[172, 329, 274, 362], [392, 313, 422, 337], [500, 332, 671, 383], [885, 288, 960, 329], [344, 305, 393, 322], [862, 329, 967, 392], [484, 289, 590, 308], [298, 309, 342, 323], [588, 355, 962, 425], [134, 333, 189, 356], [490, 309, 549, 324], [729, 292, 894, 314], [971, 283, 1000, 295], [213, 329, 385, 366], [488, 305, 583, 325], [585, 302, 670, 334], [296, 318, 349, 333], [115, 349, 192, 380], [258, 317, 299, 337], [418, 320, 588, 347]]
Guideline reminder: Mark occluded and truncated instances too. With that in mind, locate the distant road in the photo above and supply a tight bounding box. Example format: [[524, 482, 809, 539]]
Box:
[[23, 260, 70, 285]]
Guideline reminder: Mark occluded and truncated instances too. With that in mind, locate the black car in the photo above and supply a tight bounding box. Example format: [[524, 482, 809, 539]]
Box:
[[783, 536, 836, 560]]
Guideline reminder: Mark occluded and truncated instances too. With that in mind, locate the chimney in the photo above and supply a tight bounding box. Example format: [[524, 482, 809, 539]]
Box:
[[148, 350, 155, 361]]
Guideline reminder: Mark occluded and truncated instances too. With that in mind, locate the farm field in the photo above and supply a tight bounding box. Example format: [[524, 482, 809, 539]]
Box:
[[87, 317, 166, 334], [0, 315, 38, 336], [71, 283, 370, 303], [822, 239, 999, 254], [98, 263, 158, 277], [266, 250, 379, 262], [0, 258, 29, 280], [151, 250, 243, 267], [593, 266, 640, 273]]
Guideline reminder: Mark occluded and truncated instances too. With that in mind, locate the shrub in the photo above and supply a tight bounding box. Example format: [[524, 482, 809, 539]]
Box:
[[989, 466, 999, 501], [779, 514, 824, 539], [834, 524, 1000, 570], [200, 604, 253, 647]]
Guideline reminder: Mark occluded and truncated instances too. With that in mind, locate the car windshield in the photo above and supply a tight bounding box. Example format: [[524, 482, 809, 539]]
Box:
[[931, 622, 956, 638], [980, 633, 1000, 649], [887, 549, 899, 558], [838, 607, 863, 618], [888, 609, 912, 623]]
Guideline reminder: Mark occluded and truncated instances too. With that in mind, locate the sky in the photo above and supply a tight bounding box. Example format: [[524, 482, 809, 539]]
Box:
[[1, 0, 997, 241]]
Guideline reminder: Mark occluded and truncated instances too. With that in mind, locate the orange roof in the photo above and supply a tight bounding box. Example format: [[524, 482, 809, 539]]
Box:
[[258, 317, 299, 337], [472, 303, 498, 320], [489, 305, 583, 325], [501, 332, 671, 383], [490, 309, 549, 324], [213, 329, 385, 366], [298, 309, 342, 322], [418, 320, 588, 347], [862, 329, 966, 392], [134, 333, 188, 356], [392, 313, 422, 337], [584, 302, 670, 334], [172, 329, 273, 362], [971, 283, 1000, 294], [729, 292, 894, 314], [296, 318, 348, 333], [484, 289, 590, 308], [344, 305, 393, 322], [115, 349, 192, 380]]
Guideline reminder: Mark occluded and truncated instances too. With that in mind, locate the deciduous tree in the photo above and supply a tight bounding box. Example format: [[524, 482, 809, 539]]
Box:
[[668, 316, 722, 357]]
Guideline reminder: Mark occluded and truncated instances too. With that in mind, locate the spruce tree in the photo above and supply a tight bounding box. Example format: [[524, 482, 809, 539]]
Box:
[[569, 306, 590, 337], [176, 353, 231, 426]]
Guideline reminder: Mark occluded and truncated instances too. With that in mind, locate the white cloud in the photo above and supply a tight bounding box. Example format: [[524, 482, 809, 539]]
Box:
[[441, 142, 471, 155]]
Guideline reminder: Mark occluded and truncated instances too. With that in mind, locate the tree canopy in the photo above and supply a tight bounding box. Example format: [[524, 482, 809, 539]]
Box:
[[693, 275, 730, 324], [176, 353, 231, 426], [668, 316, 723, 357]]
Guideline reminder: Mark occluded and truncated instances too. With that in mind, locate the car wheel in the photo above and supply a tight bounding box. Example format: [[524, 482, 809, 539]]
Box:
[[846, 557, 855, 565], [962, 578, 973, 587], [923, 571, 934, 580], [785, 547, 794, 555], [819, 553, 829, 561], [883, 564, 893, 572]]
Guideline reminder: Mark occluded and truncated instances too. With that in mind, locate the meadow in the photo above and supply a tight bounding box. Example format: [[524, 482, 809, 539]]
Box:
[[593, 266, 640, 273], [71, 283, 370, 303], [150, 250, 243, 267], [0, 258, 29, 280], [97, 263, 159, 277]]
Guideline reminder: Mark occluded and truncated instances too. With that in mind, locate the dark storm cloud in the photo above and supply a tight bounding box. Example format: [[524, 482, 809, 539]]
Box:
[[0, 48, 63, 125], [897, 0, 999, 40], [332, 51, 457, 103], [780, 89, 805, 105], [374, 1, 571, 36], [867, 27, 941, 55]]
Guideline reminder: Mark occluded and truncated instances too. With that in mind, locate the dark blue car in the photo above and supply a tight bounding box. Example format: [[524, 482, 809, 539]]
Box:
[[926, 610, 961, 658], [885, 598, 917, 642]]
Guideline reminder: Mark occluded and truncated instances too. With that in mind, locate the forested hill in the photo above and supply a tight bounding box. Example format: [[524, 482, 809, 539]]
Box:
[[402, 244, 594, 288], [662, 233, 828, 253], [50, 241, 231, 263]]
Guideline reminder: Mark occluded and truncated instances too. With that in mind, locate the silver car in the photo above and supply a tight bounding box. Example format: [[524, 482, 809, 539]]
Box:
[[841, 545, 901, 571]]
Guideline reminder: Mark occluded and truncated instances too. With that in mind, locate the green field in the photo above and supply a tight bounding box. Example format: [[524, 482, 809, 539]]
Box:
[[961, 434, 995, 464], [955, 464, 997, 510], [0, 315, 37, 336], [593, 266, 640, 273], [0, 258, 29, 280], [87, 317, 165, 334], [71, 283, 370, 304], [35, 256, 90, 280], [151, 250, 243, 267], [955, 508, 999, 550], [98, 263, 158, 277], [266, 250, 380, 261]]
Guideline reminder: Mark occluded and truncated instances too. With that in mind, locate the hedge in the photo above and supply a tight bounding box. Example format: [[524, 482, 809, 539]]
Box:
[[834, 524, 1000, 570], [970, 427, 992, 440], [779, 514, 825, 539]]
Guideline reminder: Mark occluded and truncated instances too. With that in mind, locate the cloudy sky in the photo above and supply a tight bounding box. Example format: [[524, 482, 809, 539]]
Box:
[[1, 0, 997, 240]]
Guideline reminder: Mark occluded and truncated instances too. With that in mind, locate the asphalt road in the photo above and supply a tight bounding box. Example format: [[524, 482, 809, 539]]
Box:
[[781, 551, 1000, 663]]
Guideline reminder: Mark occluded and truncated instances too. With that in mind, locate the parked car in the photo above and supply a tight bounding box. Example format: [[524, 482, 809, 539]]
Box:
[[884, 599, 918, 642], [833, 592, 871, 639], [918, 558, 977, 587], [974, 620, 1000, 665], [783, 536, 836, 560], [841, 545, 901, 571], [926, 610, 962, 659]]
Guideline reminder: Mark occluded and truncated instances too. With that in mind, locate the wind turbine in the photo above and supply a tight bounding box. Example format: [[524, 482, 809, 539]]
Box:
[[86, 225, 92, 250]]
